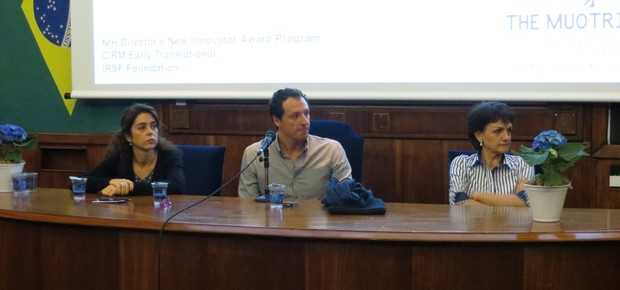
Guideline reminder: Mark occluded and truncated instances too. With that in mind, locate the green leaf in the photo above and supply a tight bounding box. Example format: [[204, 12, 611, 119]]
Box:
[[14, 138, 38, 150], [543, 171, 565, 186], [558, 142, 589, 161], [4, 151, 22, 164], [515, 145, 536, 154], [519, 149, 549, 167]]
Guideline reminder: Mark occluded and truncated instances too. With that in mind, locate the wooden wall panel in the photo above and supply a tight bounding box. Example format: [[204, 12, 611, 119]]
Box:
[[168, 104, 274, 134], [160, 102, 592, 203], [594, 159, 620, 208], [24, 133, 110, 190], [26, 102, 620, 208], [167, 103, 583, 140]]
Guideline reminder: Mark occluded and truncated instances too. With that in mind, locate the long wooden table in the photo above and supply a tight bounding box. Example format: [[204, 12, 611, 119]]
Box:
[[1, 188, 620, 290]]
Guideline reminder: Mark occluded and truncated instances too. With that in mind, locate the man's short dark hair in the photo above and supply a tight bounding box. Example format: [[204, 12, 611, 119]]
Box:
[[269, 88, 308, 120], [467, 101, 514, 150]]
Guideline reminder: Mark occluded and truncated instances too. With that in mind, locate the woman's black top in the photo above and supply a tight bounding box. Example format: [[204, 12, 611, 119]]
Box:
[[83, 148, 185, 195]]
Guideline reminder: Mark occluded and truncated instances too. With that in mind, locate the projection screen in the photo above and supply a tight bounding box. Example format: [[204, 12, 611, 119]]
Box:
[[70, 0, 620, 101]]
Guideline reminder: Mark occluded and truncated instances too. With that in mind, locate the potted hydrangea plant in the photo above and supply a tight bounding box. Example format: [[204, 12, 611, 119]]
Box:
[[515, 130, 589, 222], [0, 124, 38, 192]]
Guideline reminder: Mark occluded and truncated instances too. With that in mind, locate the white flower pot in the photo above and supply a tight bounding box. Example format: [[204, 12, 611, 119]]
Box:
[[0, 162, 25, 192], [525, 183, 571, 223]]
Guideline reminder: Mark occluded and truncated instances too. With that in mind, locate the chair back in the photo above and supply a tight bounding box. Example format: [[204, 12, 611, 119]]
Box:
[[309, 120, 364, 182], [177, 145, 226, 195], [448, 150, 477, 168]]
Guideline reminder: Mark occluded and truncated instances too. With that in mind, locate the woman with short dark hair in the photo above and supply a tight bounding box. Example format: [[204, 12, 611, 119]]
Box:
[[449, 101, 534, 206]]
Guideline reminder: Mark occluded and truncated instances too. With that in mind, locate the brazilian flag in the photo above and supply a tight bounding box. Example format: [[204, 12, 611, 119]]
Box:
[[22, 0, 75, 115]]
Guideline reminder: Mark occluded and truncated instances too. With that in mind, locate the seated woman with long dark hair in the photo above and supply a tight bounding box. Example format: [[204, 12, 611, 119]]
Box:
[[84, 103, 185, 196]]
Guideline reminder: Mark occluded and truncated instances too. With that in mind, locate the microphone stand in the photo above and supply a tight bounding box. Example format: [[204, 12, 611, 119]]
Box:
[[255, 148, 270, 202]]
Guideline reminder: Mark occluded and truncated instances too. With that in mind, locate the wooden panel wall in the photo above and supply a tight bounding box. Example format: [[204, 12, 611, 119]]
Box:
[[23, 134, 111, 189], [25, 102, 620, 208]]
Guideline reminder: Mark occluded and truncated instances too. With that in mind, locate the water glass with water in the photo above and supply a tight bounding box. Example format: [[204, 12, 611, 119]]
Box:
[[151, 181, 169, 207], [69, 176, 88, 201], [13, 172, 38, 195], [268, 183, 285, 208]]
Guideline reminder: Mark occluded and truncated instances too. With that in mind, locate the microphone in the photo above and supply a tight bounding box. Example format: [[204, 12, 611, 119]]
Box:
[[256, 130, 276, 156]]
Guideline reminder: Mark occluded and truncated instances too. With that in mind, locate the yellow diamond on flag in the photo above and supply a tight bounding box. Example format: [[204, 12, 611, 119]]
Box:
[[22, 0, 75, 115]]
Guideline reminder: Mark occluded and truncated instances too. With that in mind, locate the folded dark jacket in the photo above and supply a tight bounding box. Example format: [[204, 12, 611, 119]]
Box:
[[321, 178, 386, 215]]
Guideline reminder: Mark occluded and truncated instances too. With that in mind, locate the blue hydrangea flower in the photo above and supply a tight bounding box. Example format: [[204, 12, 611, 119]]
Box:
[[532, 130, 567, 151], [1, 124, 36, 164], [0, 124, 28, 143], [517, 129, 588, 186]]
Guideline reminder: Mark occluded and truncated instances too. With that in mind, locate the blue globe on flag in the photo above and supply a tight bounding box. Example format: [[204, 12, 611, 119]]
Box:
[[33, 0, 71, 47]]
